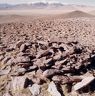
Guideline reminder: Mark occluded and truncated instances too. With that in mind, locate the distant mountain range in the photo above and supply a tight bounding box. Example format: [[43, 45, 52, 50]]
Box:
[[0, 2, 94, 10]]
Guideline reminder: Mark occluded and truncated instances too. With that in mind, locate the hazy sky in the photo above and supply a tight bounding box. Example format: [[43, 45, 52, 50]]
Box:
[[0, 0, 95, 6]]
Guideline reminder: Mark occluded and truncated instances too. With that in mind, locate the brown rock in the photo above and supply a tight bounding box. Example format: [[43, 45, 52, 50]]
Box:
[[55, 59, 68, 66], [1, 56, 11, 64], [16, 40, 24, 48], [15, 56, 30, 63], [52, 75, 82, 84], [43, 69, 63, 78], [29, 84, 41, 96], [11, 76, 28, 92], [0, 66, 11, 76], [48, 81, 61, 96], [30, 75, 42, 84], [0, 55, 4, 61], [20, 44, 27, 52], [73, 76, 95, 91], [53, 54, 62, 61], [36, 49, 54, 58]]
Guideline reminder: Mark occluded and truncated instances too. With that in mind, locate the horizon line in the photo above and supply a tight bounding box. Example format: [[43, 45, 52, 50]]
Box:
[[0, 2, 95, 7]]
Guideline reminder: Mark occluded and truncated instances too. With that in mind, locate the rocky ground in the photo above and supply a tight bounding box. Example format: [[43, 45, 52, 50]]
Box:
[[0, 11, 95, 96]]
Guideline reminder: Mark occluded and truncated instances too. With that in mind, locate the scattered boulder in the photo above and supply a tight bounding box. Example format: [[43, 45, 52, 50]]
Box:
[[11, 76, 28, 92], [0, 66, 11, 76], [0, 52, 5, 56], [16, 68, 26, 75], [0, 55, 4, 61], [48, 81, 61, 96], [52, 42, 59, 48], [20, 43, 27, 52], [38, 41, 48, 50], [30, 75, 42, 84], [34, 58, 45, 68], [37, 41, 48, 46], [25, 42, 32, 47], [6, 57, 15, 65], [0, 40, 95, 95], [44, 58, 54, 67], [52, 75, 82, 84], [36, 49, 54, 58], [53, 54, 62, 61], [1, 56, 11, 64], [15, 56, 30, 63], [73, 76, 95, 91], [43, 69, 63, 78], [55, 59, 68, 66], [16, 41, 24, 48], [74, 46, 83, 54], [6, 46, 15, 52], [17, 62, 32, 68], [29, 84, 41, 96], [27, 65, 38, 71]]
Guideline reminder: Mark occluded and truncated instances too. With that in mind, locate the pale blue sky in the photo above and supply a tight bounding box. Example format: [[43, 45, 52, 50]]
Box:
[[0, 0, 95, 6]]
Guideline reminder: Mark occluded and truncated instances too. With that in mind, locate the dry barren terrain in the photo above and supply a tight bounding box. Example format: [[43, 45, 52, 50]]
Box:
[[0, 10, 95, 96]]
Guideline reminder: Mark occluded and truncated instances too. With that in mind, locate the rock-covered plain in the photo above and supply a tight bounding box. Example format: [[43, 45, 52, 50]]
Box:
[[0, 11, 95, 96]]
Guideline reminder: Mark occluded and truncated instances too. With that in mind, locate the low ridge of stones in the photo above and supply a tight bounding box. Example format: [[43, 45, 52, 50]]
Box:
[[0, 40, 95, 96]]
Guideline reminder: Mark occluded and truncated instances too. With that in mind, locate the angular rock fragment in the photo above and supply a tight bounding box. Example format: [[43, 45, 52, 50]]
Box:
[[36, 49, 54, 58], [6, 46, 15, 52], [61, 66, 75, 73], [17, 62, 32, 67], [0, 55, 4, 61], [33, 58, 44, 68], [1, 56, 11, 64], [0, 45, 7, 51], [11, 76, 28, 92], [15, 56, 30, 63], [52, 42, 59, 48], [37, 41, 48, 46], [29, 84, 41, 96], [43, 69, 63, 78], [16, 68, 26, 75], [6, 57, 15, 65], [17, 65, 38, 74], [73, 76, 95, 91], [30, 75, 42, 84], [25, 42, 32, 47], [16, 40, 24, 48], [36, 69, 43, 77], [38, 41, 48, 50], [48, 81, 61, 96], [20, 43, 27, 52], [44, 58, 54, 67], [0, 52, 5, 56], [74, 46, 83, 54], [59, 43, 67, 51], [55, 59, 68, 66], [52, 75, 82, 84], [0, 66, 11, 76], [59, 46, 65, 52], [28, 65, 38, 71], [53, 54, 62, 61]]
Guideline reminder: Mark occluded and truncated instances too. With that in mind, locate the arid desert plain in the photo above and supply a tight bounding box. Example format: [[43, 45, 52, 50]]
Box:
[[1, 8, 95, 96]]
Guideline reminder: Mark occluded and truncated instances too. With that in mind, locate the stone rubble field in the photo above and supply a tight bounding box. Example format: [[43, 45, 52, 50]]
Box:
[[0, 11, 95, 96]]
